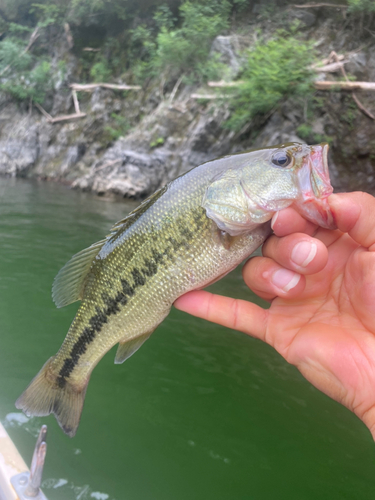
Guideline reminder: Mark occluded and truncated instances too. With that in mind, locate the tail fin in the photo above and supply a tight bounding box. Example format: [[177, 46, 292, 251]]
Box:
[[15, 358, 88, 437]]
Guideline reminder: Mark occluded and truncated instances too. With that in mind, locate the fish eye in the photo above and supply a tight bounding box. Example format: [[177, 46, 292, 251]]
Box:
[[271, 151, 292, 168]]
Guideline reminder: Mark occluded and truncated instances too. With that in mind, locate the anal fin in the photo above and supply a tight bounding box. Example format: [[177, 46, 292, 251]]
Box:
[[114, 331, 154, 364]]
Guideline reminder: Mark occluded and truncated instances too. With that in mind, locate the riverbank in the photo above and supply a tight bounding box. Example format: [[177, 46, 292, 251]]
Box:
[[1, 1, 375, 198]]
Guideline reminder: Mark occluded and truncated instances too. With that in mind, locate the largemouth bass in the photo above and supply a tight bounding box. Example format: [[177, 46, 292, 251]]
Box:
[[16, 142, 335, 437]]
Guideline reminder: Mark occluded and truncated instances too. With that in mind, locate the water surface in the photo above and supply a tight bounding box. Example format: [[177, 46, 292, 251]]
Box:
[[0, 177, 374, 500]]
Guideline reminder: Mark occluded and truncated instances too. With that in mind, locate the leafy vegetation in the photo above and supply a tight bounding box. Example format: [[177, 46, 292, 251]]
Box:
[[104, 113, 132, 141], [152, 1, 230, 83], [0, 0, 238, 104], [0, 24, 53, 102], [347, 0, 375, 13], [225, 31, 315, 132]]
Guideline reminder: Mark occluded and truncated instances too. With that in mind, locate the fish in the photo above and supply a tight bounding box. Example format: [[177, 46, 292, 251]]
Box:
[[16, 142, 336, 437]]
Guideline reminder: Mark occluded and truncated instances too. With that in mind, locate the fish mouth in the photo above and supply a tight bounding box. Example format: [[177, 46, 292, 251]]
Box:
[[322, 142, 329, 179], [294, 143, 337, 230]]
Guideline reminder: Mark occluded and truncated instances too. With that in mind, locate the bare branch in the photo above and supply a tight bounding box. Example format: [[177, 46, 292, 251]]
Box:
[[328, 50, 375, 119], [50, 113, 86, 124], [208, 80, 243, 87], [313, 61, 348, 73], [72, 90, 80, 114], [35, 102, 86, 123], [352, 93, 375, 120], [70, 83, 141, 92], [190, 93, 226, 99], [294, 3, 347, 8], [169, 74, 184, 103], [314, 81, 375, 90], [64, 23, 74, 49], [34, 102, 53, 122]]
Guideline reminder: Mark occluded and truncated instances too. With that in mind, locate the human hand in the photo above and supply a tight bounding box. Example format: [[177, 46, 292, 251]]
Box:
[[174, 192, 375, 439]]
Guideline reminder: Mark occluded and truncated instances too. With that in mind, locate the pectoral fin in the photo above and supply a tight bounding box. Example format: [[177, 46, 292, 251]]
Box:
[[114, 331, 154, 364]]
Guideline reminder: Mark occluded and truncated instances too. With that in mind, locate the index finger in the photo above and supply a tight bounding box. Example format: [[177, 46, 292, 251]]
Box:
[[174, 290, 268, 340], [329, 192, 375, 250]]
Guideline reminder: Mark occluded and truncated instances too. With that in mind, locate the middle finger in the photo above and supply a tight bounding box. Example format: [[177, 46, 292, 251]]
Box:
[[262, 233, 329, 275]]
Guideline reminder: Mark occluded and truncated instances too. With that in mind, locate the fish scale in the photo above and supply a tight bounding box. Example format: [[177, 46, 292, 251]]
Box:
[[16, 142, 335, 436]]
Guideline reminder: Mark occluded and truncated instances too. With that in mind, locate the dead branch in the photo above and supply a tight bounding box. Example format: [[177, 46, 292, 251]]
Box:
[[352, 93, 375, 119], [83, 47, 101, 52], [50, 113, 86, 124], [25, 27, 40, 52], [70, 83, 141, 92], [329, 50, 374, 119], [313, 61, 348, 72], [34, 102, 86, 123], [72, 90, 80, 114], [208, 80, 243, 87], [34, 102, 53, 122], [64, 23, 74, 49], [190, 93, 226, 99], [315, 53, 345, 66], [294, 3, 347, 8], [314, 81, 375, 90], [169, 74, 184, 103]]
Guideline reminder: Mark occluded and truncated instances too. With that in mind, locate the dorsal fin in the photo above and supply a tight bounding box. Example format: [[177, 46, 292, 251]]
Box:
[[52, 239, 106, 308], [106, 185, 168, 243], [52, 184, 168, 309]]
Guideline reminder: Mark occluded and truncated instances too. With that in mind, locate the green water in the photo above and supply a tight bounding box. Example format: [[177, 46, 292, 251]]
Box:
[[0, 177, 374, 500]]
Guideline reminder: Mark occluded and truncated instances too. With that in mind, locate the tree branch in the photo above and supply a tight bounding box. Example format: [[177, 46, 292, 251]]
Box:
[[314, 81, 375, 90], [70, 83, 141, 92]]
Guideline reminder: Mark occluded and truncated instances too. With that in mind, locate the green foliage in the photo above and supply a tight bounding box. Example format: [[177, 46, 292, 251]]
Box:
[[150, 136, 165, 148], [296, 123, 333, 145], [0, 60, 52, 102], [29, 3, 66, 27], [0, 39, 33, 71], [0, 13, 54, 104], [225, 32, 315, 131], [347, 0, 375, 13], [90, 60, 112, 82], [8, 22, 32, 34], [296, 124, 313, 140], [153, 1, 230, 83], [104, 113, 131, 141], [128, 23, 157, 81]]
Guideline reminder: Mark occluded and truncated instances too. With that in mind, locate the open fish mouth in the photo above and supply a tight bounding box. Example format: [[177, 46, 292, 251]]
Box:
[[294, 143, 337, 230]]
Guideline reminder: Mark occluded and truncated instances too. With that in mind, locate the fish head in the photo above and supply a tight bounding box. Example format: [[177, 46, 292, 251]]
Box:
[[202, 142, 336, 236]]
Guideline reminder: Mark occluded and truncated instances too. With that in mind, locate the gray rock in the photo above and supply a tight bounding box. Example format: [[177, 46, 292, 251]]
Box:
[[346, 52, 367, 79], [289, 9, 316, 27], [0, 116, 39, 177], [210, 36, 241, 79]]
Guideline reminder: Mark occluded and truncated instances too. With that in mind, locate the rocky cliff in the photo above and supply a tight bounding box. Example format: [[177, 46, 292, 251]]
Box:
[[1, 4, 375, 198]]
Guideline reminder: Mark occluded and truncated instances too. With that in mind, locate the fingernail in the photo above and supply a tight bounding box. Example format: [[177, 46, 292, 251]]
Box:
[[291, 241, 317, 268], [271, 211, 278, 230], [271, 269, 301, 292]]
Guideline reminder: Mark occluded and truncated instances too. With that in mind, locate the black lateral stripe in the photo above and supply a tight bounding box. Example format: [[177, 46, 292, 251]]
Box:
[[56, 213, 205, 385]]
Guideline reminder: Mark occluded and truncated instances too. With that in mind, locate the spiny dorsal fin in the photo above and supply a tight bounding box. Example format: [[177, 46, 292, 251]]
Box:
[[53, 185, 168, 309], [114, 331, 153, 364], [52, 239, 106, 308], [106, 185, 168, 242]]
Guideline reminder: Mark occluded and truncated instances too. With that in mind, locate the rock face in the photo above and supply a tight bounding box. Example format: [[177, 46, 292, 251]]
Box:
[[1, 17, 375, 197]]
